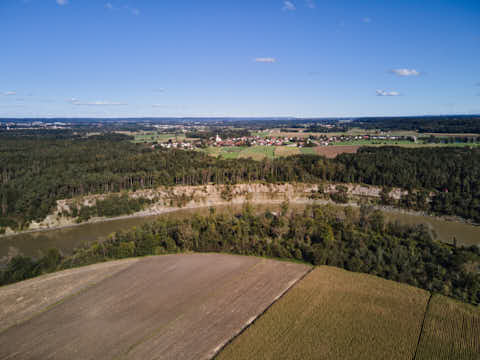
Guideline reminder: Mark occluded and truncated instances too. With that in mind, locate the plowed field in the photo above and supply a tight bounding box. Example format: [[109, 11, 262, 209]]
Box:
[[0, 254, 310, 360]]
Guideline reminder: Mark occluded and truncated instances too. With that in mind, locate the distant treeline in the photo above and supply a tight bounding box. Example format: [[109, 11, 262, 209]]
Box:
[[0, 134, 479, 230], [185, 128, 251, 140], [423, 135, 480, 144], [304, 124, 348, 133], [353, 116, 480, 134], [1, 205, 479, 306]]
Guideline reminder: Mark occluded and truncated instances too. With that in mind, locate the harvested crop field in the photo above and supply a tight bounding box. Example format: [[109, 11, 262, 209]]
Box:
[[0, 254, 309, 360], [415, 294, 480, 359], [217, 266, 430, 360], [274, 146, 300, 157], [315, 145, 360, 158], [0, 258, 139, 333], [238, 146, 276, 160]]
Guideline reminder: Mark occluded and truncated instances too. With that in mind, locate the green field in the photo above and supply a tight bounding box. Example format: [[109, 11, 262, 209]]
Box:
[[332, 140, 480, 148], [238, 146, 276, 160], [264, 127, 421, 138], [334, 139, 415, 146], [200, 146, 279, 160], [218, 266, 479, 360], [300, 146, 319, 155]]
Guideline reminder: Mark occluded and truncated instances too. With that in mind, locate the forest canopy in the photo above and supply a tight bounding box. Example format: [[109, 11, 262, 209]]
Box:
[[1, 205, 479, 306], [0, 133, 479, 229]]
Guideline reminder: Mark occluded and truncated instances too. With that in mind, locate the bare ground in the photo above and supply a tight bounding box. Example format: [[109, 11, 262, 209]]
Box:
[[0, 254, 310, 360], [315, 145, 360, 158], [0, 258, 139, 333]]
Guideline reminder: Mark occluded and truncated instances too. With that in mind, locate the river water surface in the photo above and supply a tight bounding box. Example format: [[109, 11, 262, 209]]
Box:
[[1, 203, 478, 262]]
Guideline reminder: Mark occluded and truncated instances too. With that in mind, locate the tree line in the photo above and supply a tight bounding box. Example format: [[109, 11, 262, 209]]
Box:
[[353, 116, 480, 133], [0, 134, 479, 229], [1, 204, 478, 305]]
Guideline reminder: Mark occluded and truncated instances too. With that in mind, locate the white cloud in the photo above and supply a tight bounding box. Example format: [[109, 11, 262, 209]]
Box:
[[105, 2, 113, 9], [122, 4, 140, 15], [376, 90, 401, 97], [68, 98, 127, 106], [2, 91, 16, 96], [362, 17, 372, 23], [254, 57, 276, 63], [391, 68, 420, 77], [306, 0, 315, 9], [282, 1, 296, 11], [56, 0, 68, 5]]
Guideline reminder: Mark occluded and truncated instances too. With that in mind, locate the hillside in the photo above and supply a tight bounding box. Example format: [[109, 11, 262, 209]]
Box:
[[1, 255, 478, 359], [217, 267, 480, 360], [0, 254, 309, 360]]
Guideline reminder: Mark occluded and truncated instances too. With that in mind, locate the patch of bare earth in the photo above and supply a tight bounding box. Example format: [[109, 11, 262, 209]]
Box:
[[0, 258, 138, 333], [0, 254, 309, 360], [315, 145, 360, 158]]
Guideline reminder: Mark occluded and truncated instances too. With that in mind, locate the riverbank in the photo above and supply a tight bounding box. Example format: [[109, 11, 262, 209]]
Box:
[[1, 182, 477, 240], [1, 197, 477, 240]]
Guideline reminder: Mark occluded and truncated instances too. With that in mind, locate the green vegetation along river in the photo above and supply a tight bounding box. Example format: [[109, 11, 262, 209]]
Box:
[[1, 203, 479, 264]]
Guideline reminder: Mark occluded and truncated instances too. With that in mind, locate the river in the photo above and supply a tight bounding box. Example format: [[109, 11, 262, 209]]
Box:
[[1, 203, 479, 263]]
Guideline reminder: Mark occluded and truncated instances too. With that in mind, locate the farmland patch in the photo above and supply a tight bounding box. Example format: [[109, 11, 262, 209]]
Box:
[[0, 254, 309, 360], [218, 266, 429, 360], [274, 146, 300, 157], [415, 294, 480, 360], [315, 145, 360, 158]]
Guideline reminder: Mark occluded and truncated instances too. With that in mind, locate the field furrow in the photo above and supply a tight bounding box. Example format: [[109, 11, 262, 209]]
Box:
[[415, 294, 480, 360], [217, 266, 430, 360], [0, 254, 309, 360]]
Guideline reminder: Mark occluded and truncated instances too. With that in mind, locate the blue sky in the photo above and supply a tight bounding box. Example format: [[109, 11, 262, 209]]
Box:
[[0, 0, 479, 118]]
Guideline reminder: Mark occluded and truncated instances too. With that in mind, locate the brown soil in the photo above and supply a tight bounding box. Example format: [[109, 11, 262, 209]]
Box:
[[0, 258, 138, 333], [0, 254, 309, 360], [315, 145, 360, 158]]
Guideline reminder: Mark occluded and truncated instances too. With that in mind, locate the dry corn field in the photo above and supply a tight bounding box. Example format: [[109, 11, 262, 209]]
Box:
[[274, 146, 300, 157], [217, 266, 430, 360], [415, 294, 480, 360]]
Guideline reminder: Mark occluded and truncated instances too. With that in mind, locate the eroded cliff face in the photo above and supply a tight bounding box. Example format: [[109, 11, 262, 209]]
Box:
[[10, 182, 407, 234]]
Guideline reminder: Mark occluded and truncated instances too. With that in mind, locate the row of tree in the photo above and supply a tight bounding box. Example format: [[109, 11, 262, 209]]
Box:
[[353, 116, 480, 133], [2, 204, 478, 305], [1, 134, 479, 229]]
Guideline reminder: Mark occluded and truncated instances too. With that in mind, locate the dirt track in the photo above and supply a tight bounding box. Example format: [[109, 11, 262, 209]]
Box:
[[0, 254, 309, 360]]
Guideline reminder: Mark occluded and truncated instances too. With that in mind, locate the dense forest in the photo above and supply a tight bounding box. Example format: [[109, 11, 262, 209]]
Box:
[[1, 134, 479, 229], [185, 128, 250, 140], [1, 204, 479, 305], [353, 116, 480, 133]]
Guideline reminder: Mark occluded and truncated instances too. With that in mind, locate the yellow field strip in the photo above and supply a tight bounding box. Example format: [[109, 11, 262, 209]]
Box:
[[415, 294, 480, 360], [217, 266, 429, 360]]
